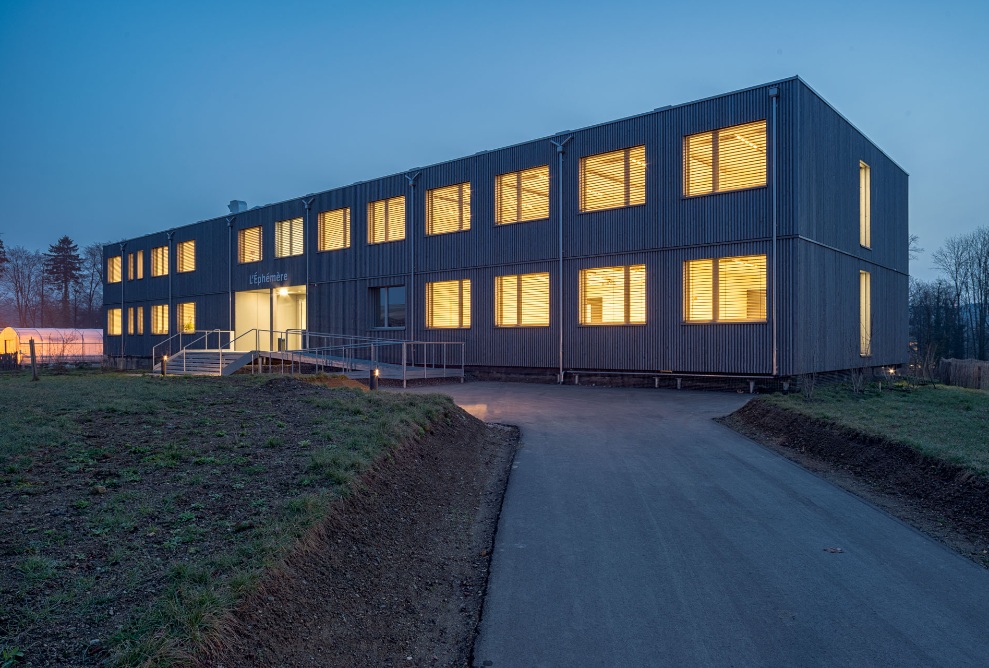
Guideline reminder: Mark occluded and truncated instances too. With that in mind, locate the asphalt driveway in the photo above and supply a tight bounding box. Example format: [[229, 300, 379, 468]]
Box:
[[402, 382, 989, 667]]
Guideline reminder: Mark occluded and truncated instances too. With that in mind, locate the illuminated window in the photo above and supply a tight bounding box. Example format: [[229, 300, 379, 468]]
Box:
[[151, 304, 169, 335], [176, 240, 196, 273], [427, 182, 471, 235], [318, 207, 350, 251], [275, 217, 304, 257], [128, 306, 144, 335], [579, 265, 646, 325], [497, 166, 550, 224], [177, 302, 196, 332], [107, 308, 122, 335], [860, 271, 871, 356], [368, 196, 406, 244], [151, 246, 169, 276], [683, 255, 767, 322], [371, 286, 406, 328], [684, 120, 767, 196], [128, 251, 144, 280], [107, 256, 122, 284], [860, 161, 871, 248], [579, 146, 646, 212], [239, 226, 262, 263], [495, 272, 550, 327], [426, 279, 471, 328]]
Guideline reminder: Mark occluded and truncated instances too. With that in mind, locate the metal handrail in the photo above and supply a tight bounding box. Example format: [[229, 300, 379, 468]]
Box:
[[153, 329, 233, 362]]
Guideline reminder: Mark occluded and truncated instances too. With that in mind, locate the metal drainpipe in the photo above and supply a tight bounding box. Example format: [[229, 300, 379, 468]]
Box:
[[550, 136, 572, 384], [167, 231, 174, 348], [406, 172, 420, 339], [302, 197, 314, 349], [119, 241, 126, 361], [769, 86, 779, 377], [226, 216, 235, 337]]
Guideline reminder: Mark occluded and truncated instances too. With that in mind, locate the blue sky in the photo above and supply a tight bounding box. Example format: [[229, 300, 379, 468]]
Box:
[[0, 0, 985, 280]]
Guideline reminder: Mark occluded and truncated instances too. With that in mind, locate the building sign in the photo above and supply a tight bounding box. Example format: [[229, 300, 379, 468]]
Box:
[[249, 271, 288, 286]]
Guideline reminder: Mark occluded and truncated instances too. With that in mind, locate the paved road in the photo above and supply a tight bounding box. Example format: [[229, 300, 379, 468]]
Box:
[[401, 382, 989, 667]]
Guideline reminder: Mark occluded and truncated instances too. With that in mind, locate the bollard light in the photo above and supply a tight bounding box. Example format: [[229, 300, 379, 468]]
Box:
[[369, 367, 380, 390], [161, 355, 168, 377]]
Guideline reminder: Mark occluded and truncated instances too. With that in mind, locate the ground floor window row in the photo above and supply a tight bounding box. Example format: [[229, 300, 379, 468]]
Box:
[[108, 302, 196, 336]]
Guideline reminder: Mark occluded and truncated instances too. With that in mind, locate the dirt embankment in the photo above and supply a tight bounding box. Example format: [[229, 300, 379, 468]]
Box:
[[204, 406, 518, 667], [721, 400, 989, 568]]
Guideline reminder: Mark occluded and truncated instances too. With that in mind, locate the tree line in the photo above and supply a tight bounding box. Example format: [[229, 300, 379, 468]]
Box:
[[911, 226, 989, 361], [0, 237, 105, 329]]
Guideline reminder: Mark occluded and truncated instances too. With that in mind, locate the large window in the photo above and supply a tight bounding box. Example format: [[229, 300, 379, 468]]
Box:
[[128, 306, 144, 335], [318, 207, 350, 251], [427, 182, 471, 235], [176, 240, 195, 273], [579, 265, 646, 325], [107, 256, 122, 284], [579, 146, 646, 212], [426, 279, 471, 328], [151, 304, 168, 335], [495, 272, 550, 327], [683, 254, 767, 323], [860, 271, 871, 356], [128, 251, 144, 280], [177, 302, 196, 332], [107, 308, 122, 335], [496, 166, 550, 224], [239, 226, 262, 263], [860, 161, 871, 248], [368, 196, 406, 244], [151, 246, 169, 276], [371, 286, 406, 328], [684, 120, 767, 196], [275, 217, 304, 257]]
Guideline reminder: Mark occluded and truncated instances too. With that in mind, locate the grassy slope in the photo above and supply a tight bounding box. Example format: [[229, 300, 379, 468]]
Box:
[[0, 371, 452, 666], [762, 383, 989, 478]]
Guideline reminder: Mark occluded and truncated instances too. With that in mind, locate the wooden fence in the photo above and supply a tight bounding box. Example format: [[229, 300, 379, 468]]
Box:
[[939, 359, 989, 390]]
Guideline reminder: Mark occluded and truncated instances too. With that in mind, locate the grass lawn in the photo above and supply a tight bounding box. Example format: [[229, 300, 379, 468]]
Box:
[[763, 382, 989, 478], [0, 370, 452, 666]]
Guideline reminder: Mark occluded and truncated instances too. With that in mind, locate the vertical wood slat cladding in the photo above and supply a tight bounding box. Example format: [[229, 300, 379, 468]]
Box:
[[105, 77, 908, 376]]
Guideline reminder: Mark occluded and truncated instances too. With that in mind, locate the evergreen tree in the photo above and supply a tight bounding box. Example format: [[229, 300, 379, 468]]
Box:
[[44, 236, 82, 327], [0, 238, 8, 278]]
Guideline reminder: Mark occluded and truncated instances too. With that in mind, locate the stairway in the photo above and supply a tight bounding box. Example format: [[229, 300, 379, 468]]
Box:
[[154, 350, 255, 376]]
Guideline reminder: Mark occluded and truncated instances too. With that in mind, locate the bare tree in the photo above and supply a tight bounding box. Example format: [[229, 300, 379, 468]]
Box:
[[74, 242, 106, 328], [0, 246, 45, 326]]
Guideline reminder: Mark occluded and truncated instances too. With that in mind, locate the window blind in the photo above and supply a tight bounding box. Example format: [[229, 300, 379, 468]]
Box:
[[128, 306, 144, 335], [684, 120, 767, 196], [275, 217, 304, 257], [684, 259, 713, 321], [495, 272, 550, 327], [860, 271, 872, 356], [426, 279, 471, 328], [684, 254, 766, 322], [427, 183, 471, 235], [107, 256, 122, 283], [580, 146, 646, 212], [579, 264, 646, 325], [496, 166, 550, 224], [107, 308, 122, 335], [239, 226, 262, 263], [318, 207, 350, 251], [177, 302, 196, 332], [151, 246, 168, 276], [151, 304, 168, 335], [368, 196, 406, 243], [176, 240, 196, 273], [127, 251, 144, 280], [859, 161, 871, 248]]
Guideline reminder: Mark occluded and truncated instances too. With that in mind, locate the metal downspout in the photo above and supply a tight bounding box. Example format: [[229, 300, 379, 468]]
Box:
[[770, 86, 779, 377], [226, 216, 235, 337], [167, 231, 174, 349], [302, 197, 314, 349], [406, 172, 420, 339], [119, 241, 126, 361], [550, 136, 572, 384]]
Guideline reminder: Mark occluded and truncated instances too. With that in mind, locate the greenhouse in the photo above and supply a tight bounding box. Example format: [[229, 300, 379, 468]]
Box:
[[0, 327, 103, 365]]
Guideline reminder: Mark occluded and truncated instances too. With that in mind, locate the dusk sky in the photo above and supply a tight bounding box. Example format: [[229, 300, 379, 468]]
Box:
[[1, 0, 985, 281]]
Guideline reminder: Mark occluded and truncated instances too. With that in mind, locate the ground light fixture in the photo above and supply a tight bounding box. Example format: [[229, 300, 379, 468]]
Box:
[[370, 367, 380, 390], [161, 354, 168, 376]]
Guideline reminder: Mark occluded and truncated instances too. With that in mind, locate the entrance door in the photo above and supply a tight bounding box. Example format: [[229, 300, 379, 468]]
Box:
[[234, 286, 307, 351]]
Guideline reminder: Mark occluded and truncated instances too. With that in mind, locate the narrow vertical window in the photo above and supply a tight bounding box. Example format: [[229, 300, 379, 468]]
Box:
[[426, 279, 471, 328], [151, 304, 169, 335], [684, 120, 767, 196], [318, 207, 351, 251], [107, 308, 122, 335], [127, 251, 144, 280], [275, 217, 304, 257], [136, 306, 144, 335], [860, 271, 872, 356], [859, 161, 871, 248], [427, 182, 471, 235], [496, 166, 550, 224], [177, 302, 196, 332], [107, 256, 122, 283], [151, 246, 169, 276], [176, 240, 196, 272], [579, 265, 646, 325], [368, 196, 406, 244], [684, 259, 714, 321], [580, 146, 646, 212], [239, 226, 262, 263], [495, 273, 550, 327], [127, 307, 135, 335], [684, 255, 766, 322], [128, 306, 144, 335]]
